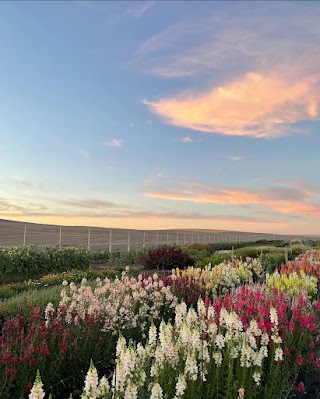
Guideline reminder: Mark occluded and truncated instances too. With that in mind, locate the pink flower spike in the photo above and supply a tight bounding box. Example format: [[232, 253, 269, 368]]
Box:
[[238, 387, 245, 399], [297, 382, 305, 392]]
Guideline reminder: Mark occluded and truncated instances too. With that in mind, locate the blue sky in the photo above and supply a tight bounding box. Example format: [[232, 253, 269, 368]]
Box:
[[0, 1, 320, 234]]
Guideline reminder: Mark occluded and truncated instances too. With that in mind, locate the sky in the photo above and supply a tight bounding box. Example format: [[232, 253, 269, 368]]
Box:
[[0, 1, 320, 235]]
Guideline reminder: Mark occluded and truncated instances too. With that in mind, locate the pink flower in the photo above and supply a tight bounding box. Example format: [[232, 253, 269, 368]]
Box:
[[296, 355, 303, 366], [238, 387, 245, 399], [297, 382, 305, 392]]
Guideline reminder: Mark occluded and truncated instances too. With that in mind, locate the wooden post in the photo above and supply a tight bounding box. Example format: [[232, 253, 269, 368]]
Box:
[[109, 230, 112, 253], [285, 246, 288, 265], [59, 227, 62, 250], [156, 231, 159, 246], [167, 231, 169, 245], [184, 232, 186, 245], [23, 226, 27, 247], [176, 232, 179, 245], [143, 231, 146, 248], [127, 231, 130, 252], [87, 229, 91, 251]]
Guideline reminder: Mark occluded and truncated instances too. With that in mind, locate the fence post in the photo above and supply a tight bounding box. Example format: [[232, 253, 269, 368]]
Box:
[[59, 227, 62, 250], [87, 229, 91, 251], [176, 232, 179, 245], [156, 231, 159, 246], [23, 226, 27, 247], [167, 231, 169, 245], [184, 232, 186, 245], [143, 231, 146, 248], [127, 231, 130, 252], [109, 229, 112, 253]]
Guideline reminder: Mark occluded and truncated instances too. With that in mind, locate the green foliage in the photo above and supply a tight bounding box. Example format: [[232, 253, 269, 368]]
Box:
[[89, 248, 148, 267], [0, 285, 63, 319], [0, 245, 91, 283], [143, 245, 195, 270], [261, 251, 295, 274]]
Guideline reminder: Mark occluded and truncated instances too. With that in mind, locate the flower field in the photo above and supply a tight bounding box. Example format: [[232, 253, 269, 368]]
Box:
[[0, 247, 319, 398]]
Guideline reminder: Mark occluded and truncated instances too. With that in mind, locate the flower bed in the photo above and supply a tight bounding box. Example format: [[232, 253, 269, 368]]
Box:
[[2, 250, 319, 398]]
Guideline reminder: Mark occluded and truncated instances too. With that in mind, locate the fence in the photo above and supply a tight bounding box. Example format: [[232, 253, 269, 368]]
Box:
[[0, 223, 316, 253]]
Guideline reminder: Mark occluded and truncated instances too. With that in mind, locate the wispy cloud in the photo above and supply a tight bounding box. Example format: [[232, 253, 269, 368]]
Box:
[[179, 136, 199, 143], [79, 149, 91, 160], [144, 177, 320, 219], [104, 138, 124, 148], [137, 4, 320, 138], [127, 1, 155, 18], [226, 155, 246, 161]]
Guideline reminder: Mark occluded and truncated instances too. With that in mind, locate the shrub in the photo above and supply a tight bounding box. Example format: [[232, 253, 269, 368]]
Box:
[[143, 246, 195, 270]]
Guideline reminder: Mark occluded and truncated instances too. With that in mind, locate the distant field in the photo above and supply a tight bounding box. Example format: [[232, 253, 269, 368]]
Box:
[[0, 219, 318, 252]]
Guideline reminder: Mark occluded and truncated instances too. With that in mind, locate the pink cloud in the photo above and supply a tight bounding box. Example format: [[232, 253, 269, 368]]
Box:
[[144, 178, 320, 218], [144, 72, 320, 138]]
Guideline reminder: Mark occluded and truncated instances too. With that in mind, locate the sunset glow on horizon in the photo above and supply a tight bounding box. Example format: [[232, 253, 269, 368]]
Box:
[[0, 1, 320, 235]]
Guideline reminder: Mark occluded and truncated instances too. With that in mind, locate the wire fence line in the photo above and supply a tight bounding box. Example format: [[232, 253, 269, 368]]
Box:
[[0, 224, 316, 253]]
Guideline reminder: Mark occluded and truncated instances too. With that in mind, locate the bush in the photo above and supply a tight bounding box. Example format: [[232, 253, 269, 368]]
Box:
[[143, 246, 195, 270]]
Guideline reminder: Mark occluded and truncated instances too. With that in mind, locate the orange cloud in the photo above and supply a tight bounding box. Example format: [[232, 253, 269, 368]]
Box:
[[144, 72, 319, 138], [144, 179, 320, 218]]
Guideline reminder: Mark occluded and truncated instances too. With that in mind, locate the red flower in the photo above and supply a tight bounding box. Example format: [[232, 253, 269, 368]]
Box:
[[26, 382, 33, 392], [288, 321, 295, 331], [284, 348, 290, 356], [5, 368, 17, 379], [296, 355, 303, 365], [297, 382, 305, 392], [308, 353, 315, 362], [309, 341, 316, 349]]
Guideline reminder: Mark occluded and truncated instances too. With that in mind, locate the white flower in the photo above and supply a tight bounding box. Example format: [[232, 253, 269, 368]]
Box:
[[275, 347, 283, 362], [124, 383, 138, 399], [253, 371, 261, 386], [150, 383, 163, 399], [270, 307, 278, 326], [29, 370, 45, 399], [82, 360, 99, 397], [174, 374, 187, 397], [97, 376, 110, 395], [215, 334, 225, 349], [185, 354, 198, 380], [213, 352, 223, 367]]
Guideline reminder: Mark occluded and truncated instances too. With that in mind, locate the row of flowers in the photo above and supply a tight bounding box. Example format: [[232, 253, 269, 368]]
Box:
[[32, 286, 320, 399], [2, 251, 319, 398]]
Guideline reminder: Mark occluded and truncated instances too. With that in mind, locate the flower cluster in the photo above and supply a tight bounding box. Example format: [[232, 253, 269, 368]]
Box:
[[49, 272, 177, 335], [167, 258, 262, 301], [266, 270, 318, 299], [279, 250, 320, 280]]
